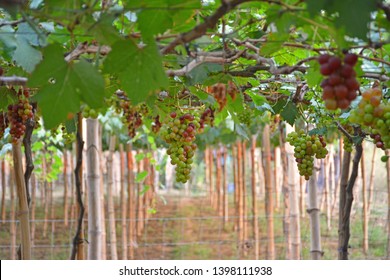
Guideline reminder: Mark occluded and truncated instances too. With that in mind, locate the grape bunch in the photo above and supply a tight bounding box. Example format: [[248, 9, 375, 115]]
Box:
[[349, 88, 390, 149], [342, 125, 354, 152], [318, 52, 359, 110], [61, 125, 76, 145], [237, 109, 252, 127], [82, 105, 99, 119], [286, 130, 328, 180], [151, 115, 162, 133], [199, 107, 214, 132], [160, 111, 200, 183], [119, 100, 143, 138], [7, 89, 34, 144]]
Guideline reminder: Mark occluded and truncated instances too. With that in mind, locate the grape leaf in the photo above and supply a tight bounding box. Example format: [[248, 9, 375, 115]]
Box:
[[0, 87, 18, 110], [104, 39, 168, 104], [138, 9, 173, 36], [29, 44, 105, 128], [136, 171, 148, 183], [13, 37, 42, 73], [280, 101, 298, 126]]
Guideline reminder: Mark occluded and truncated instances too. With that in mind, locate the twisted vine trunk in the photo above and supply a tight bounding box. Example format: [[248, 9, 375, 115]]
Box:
[[338, 140, 362, 260]]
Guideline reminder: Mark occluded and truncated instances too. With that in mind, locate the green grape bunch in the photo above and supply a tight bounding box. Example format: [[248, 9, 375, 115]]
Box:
[[286, 130, 328, 180], [160, 111, 201, 183]]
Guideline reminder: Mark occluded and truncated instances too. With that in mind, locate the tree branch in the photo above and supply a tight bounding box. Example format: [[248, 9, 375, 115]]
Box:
[[64, 42, 111, 62], [161, 0, 253, 54], [0, 76, 28, 86]]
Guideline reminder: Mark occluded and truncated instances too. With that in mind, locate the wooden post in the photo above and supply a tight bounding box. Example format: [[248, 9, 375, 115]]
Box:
[[86, 118, 102, 260], [222, 146, 228, 224], [285, 125, 300, 259], [63, 150, 69, 227], [107, 135, 118, 260], [274, 146, 281, 211], [12, 141, 31, 259], [386, 149, 390, 259], [308, 168, 322, 259], [263, 125, 275, 259], [10, 166, 16, 259], [361, 149, 368, 254], [127, 144, 135, 259], [1, 159, 6, 223], [120, 144, 127, 259], [251, 135, 259, 259]]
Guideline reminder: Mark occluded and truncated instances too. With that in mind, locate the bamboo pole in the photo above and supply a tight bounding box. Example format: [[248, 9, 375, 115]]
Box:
[[222, 146, 228, 224], [251, 135, 259, 259], [285, 125, 300, 259], [242, 141, 248, 243], [324, 157, 331, 231], [127, 144, 135, 259], [98, 131, 107, 260], [274, 146, 281, 211], [361, 149, 368, 254], [63, 150, 69, 227], [216, 147, 223, 216], [367, 147, 376, 214], [86, 118, 102, 260], [237, 141, 244, 249], [10, 166, 16, 259], [263, 125, 275, 259], [30, 173, 37, 244], [308, 168, 322, 259], [1, 159, 6, 223], [107, 135, 118, 260], [279, 124, 291, 260], [12, 141, 31, 259], [120, 144, 128, 259], [386, 149, 390, 259]]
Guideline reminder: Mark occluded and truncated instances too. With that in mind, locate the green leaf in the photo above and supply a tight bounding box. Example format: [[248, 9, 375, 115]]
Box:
[[88, 15, 122, 45], [272, 99, 288, 114], [186, 63, 223, 84], [29, 44, 105, 129], [280, 101, 298, 126], [136, 171, 148, 183], [305, 61, 322, 88], [72, 60, 105, 108], [308, 127, 327, 136], [135, 153, 146, 162], [0, 87, 18, 110], [16, 22, 47, 47], [260, 33, 288, 56], [13, 37, 42, 73], [138, 9, 173, 36], [246, 91, 266, 107], [235, 123, 249, 140], [104, 39, 168, 104]]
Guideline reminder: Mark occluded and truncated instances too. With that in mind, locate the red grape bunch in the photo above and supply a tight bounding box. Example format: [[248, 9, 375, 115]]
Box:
[[7, 89, 34, 144], [199, 107, 214, 132], [318, 52, 359, 110], [349, 88, 390, 150], [160, 111, 200, 183], [286, 130, 328, 180]]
